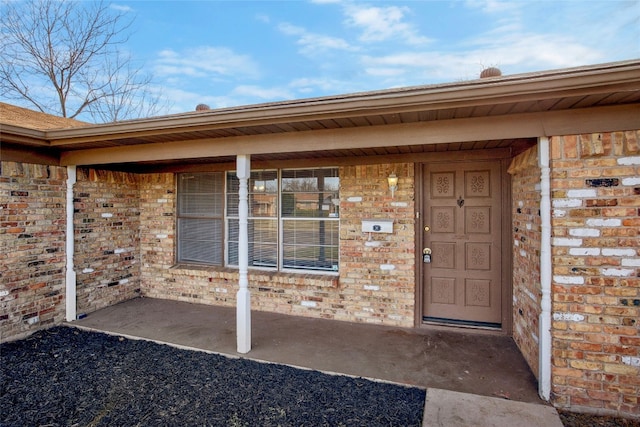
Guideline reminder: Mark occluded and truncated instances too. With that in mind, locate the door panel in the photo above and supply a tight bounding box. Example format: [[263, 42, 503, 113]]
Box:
[[422, 161, 502, 326]]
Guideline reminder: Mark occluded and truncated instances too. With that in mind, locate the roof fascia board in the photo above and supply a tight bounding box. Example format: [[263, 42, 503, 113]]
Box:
[[60, 104, 639, 166], [0, 124, 49, 146], [48, 61, 640, 146]]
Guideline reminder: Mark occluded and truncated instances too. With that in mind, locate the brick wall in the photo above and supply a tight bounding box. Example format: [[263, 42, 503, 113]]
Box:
[[549, 131, 639, 417], [509, 146, 543, 379], [338, 163, 416, 325], [139, 173, 176, 294], [0, 162, 67, 341], [74, 168, 141, 315], [140, 163, 417, 327]]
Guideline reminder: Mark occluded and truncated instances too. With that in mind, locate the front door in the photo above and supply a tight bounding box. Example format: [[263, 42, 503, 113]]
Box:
[[421, 160, 503, 327]]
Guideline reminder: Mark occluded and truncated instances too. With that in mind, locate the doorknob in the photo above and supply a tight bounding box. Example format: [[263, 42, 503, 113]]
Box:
[[423, 248, 431, 254]]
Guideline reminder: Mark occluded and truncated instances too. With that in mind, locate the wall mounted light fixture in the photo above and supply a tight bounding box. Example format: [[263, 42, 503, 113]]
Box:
[[387, 173, 398, 198]]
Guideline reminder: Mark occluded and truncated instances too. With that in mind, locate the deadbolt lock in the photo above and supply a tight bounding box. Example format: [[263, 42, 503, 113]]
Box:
[[422, 247, 432, 263], [424, 225, 430, 232]]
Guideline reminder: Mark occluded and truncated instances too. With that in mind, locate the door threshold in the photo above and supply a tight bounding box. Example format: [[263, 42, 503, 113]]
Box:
[[423, 316, 501, 331]]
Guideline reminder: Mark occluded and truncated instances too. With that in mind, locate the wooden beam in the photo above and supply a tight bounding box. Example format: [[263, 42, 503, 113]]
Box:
[[114, 147, 516, 174], [0, 144, 60, 165]]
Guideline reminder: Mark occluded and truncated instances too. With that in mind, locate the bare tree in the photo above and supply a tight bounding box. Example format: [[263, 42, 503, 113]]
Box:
[[85, 53, 166, 123], [0, 0, 167, 122]]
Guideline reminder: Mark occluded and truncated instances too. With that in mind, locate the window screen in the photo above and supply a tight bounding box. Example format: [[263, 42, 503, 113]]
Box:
[[281, 168, 339, 271], [177, 173, 224, 265], [227, 168, 339, 272]]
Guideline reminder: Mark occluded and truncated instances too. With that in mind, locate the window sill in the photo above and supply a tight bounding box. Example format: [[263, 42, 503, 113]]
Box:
[[170, 264, 339, 288]]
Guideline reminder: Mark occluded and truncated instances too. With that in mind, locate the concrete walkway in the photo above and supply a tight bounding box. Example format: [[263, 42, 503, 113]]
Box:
[[72, 297, 563, 426]]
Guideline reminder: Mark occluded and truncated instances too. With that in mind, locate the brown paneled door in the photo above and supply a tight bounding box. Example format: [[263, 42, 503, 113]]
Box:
[[422, 160, 503, 327]]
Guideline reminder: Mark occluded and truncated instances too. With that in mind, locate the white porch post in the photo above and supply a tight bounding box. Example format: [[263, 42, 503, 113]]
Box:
[[538, 137, 552, 400], [236, 155, 252, 353], [65, 165, 77, 321]]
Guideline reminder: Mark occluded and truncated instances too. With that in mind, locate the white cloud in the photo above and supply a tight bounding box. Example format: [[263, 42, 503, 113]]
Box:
[[343, 3, 432, 45], [351, 0, 613, 87], [159, 85, 257, 114], [360, 27, 604, 86], [231, 85, 293, 101], [363, 67, 406, 77], [153, 87, 216, 114], [464, 0, 522, 14], [154, 46, 260, 80], [278, 22, 354, 55], [361, 51, 470, 82], [110, 4, 134, 13], [288, 77, 353, 94], [255, 14, 270, 24], [469, 33, 603, 68], [142, 0, 637, 114], [161, 83, 299, 115], [460, 0, 630, 66]]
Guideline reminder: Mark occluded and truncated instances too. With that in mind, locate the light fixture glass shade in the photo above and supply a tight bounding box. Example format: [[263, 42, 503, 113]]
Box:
[[387, 173, 398, 197]]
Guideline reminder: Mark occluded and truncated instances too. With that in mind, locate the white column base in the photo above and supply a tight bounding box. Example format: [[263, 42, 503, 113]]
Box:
[[236, 287, 251, 353]]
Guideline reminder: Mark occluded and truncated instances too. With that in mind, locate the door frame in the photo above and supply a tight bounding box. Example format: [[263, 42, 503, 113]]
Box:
[[414, 149, 513, 334]]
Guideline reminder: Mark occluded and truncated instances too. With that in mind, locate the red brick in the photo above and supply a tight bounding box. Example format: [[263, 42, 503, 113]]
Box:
[[622, 218, 640, 226], [1, 161, 67, 340], [570, 342, 603, 352], [588, 389, 624, 403]]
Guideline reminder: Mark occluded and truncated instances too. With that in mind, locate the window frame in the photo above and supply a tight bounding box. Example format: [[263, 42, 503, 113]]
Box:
[[225, 167, 340, 274], [175, 172, 226, 266]]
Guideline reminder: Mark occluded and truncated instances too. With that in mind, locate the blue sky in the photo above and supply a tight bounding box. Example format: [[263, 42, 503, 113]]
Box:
[[115, 0, 639, 115]]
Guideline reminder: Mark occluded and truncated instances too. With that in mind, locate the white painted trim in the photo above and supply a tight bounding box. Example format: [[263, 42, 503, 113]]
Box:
[[236, 155, 251, 353], [65, 166, 77, 321], [538, 137, 552, 401]]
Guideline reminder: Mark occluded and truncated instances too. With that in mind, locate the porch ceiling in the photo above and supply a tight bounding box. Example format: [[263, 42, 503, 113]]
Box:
[[2, 59, 639, 170]]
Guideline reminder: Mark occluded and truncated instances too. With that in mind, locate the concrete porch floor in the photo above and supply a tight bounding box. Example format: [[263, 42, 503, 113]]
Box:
[[73, 297, 542, 404]]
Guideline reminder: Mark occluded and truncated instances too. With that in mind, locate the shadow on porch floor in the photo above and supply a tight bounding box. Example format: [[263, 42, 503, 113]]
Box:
[[72, 297, 541, 404]]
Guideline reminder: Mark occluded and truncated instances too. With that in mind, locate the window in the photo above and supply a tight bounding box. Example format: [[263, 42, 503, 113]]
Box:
[[176, 172, 224, 265], [227, 168, 339, 273], [280, 168, 339, 271], [177, 168, 339, 272], [227, 170, 279, 268]]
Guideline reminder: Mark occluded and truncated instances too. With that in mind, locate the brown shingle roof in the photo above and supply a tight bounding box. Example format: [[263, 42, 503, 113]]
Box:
[[0, 102, 89, 131]]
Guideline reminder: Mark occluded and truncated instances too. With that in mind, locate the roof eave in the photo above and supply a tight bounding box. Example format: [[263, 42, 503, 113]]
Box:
[[45, 59, 640, 145], [0, 124, 49, 146]]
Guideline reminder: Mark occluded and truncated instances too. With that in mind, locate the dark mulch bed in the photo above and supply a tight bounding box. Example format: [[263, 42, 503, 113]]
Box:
[[1, 326, 425, 426], [559, 410, 640, 427]]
